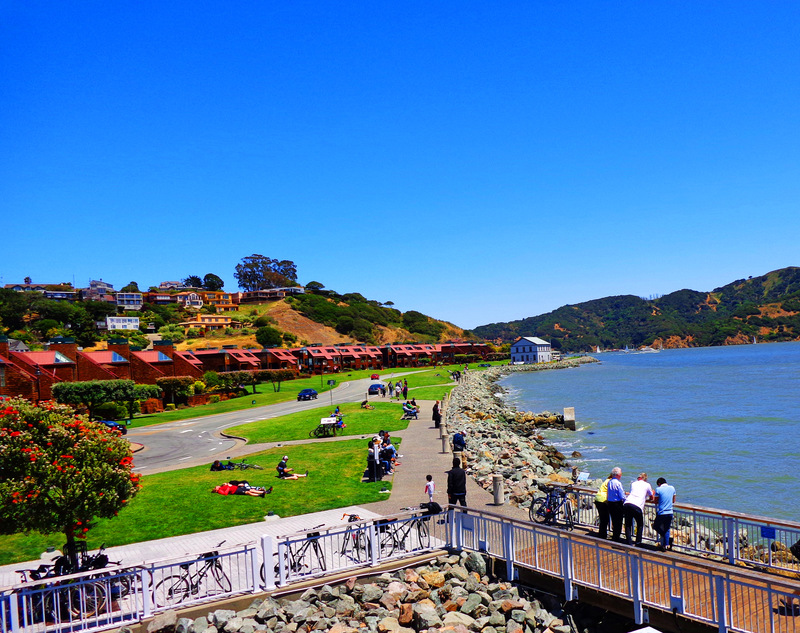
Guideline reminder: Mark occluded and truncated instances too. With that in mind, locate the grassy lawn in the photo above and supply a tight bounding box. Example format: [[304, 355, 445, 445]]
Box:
[[408, 386, 454, 401], [227, 401, 410, 443], [0, 439, 393, 566]]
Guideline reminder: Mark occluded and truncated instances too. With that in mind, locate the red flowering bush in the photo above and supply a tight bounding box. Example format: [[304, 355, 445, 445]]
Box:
[[0, 398, 140, 567]]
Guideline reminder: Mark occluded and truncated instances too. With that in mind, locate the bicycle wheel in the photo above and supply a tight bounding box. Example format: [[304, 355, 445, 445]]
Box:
[[379, 527, 397, 556], [529, 497, 550, 524], [417, 519, 431, 548], [309, 539, 327, 571], [563, 499, 575, 531], [64, 582, 106, 618], [154, 574, 190, 607], [354, 531, 371, 561], [211, 562, 232, 593]]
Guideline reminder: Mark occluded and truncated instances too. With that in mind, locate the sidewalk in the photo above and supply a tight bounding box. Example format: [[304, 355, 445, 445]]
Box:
[[1, 398, 531, 587]]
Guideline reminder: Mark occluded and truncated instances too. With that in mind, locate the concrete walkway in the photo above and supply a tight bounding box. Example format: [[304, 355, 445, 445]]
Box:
[[1, 398, 532, 587]]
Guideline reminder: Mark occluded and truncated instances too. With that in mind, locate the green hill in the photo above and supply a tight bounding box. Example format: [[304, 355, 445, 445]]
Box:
[[473, 267, 800, 352]]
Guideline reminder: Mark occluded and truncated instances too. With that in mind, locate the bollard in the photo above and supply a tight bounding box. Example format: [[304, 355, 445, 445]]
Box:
[[492, 474, 504, 506], [442, 434, 450, 454], [439, 423, 447, 439], [453, 450, 462, 466]]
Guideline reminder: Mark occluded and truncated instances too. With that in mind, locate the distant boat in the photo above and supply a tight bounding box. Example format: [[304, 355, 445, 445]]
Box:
[[596, 345, 602, 353], [639, 346, 659, 353], [624, 345, 630, 353], [753, 336, 757, 344]]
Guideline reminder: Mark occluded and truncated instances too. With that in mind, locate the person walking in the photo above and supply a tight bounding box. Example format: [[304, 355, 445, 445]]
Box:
[[623, 472, 654, 546], [424, 474, 435, 503], [447, 457, 467, 506], [607, 467, 626, 542], [594, 471, 613, 540], [432, 400, 442, 428], [402, 382, 408, 400], [653, 477, 676, 551]]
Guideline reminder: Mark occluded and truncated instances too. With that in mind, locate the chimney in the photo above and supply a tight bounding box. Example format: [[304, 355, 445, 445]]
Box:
[[48, 336, 78, 361], [154, 339, 175, 359], [0, 335, 9, 358], [107, 337, 131, 359]]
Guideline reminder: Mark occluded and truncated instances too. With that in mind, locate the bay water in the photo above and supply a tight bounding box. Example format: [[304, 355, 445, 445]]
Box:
[[499, 341, 800, 522]]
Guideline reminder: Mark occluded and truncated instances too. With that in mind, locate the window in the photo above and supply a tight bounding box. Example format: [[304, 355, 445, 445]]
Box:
[[0, 367, 5, 387]]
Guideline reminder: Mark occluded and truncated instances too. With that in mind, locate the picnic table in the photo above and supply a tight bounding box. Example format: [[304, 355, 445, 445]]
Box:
[[309, 417, 339, 438]]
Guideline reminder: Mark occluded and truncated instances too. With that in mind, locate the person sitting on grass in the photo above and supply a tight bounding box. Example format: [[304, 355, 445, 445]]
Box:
[[277, 455, 309, 480], [360, 399, 375, 409]]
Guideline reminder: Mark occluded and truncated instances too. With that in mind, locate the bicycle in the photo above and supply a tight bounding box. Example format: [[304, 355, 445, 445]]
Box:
[[381, 507, 432, 554], [226, 458, 264, 470], [529, 484, 576, 530], [154, 541, 232, 607], [14, 566, 106, 622], [340, 514, 370, 562], [260, 524, 327, 582]]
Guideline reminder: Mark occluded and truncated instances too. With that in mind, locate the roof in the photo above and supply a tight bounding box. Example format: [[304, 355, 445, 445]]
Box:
[[174, 351, 203, 367], [132, 350, 173, 363], [12, 351, 74, 365], [82, 350, 128, 363], [514, 336, 550, 346]]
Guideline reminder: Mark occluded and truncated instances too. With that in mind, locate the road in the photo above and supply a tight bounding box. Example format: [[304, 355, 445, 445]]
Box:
[[127, 374, 409, 473]]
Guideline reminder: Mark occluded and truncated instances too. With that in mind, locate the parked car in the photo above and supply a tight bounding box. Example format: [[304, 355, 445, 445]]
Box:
[[478, 363, 491, 367], [100, 420, 128, 435], [367, 383, 383, 395], [370, 373, 380, 380], [297, 388, 319, 401]]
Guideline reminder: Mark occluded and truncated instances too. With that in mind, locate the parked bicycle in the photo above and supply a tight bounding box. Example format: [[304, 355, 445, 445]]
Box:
[[14, 566, 106, 623], [529, 484, 576, 530], [340, 514, 370, 562], [381, 506, 432, 554], [260, 524, 327, 582], [154, 541, 232, 607], [226, 458, 264, 470]]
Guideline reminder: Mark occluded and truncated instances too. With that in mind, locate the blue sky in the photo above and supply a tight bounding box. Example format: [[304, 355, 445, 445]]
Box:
[[2, 2, 798, 329]]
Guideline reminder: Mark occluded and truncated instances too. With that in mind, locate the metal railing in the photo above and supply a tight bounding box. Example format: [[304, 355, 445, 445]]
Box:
[[449, 507, 800, 633], [569, 487, 800, 574], [4, 505, 800, 633]]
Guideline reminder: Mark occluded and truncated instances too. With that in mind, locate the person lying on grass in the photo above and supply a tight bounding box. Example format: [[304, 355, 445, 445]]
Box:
[[277, 455, 309, 480], [213, 480, 273, 497]]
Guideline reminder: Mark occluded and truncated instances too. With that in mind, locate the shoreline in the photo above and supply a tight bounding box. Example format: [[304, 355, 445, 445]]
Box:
[[443, 358, 600, 507]]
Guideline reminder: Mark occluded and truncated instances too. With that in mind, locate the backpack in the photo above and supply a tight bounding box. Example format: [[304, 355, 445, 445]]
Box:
[[420, 501, 442, 515]]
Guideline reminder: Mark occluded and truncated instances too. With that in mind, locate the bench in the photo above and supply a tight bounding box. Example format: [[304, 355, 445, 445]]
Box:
[[309, 417, 339, 438]]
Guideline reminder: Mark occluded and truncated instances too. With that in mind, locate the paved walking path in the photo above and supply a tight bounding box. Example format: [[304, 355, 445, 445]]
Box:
[[1, 398, 532, 587]]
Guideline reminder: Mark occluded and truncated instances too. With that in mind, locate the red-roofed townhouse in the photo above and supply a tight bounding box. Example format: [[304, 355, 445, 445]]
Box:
[[190, 347, 260, 373], [382, 344, 415, 368], [0, 337, 39, 400], [296, 346, 340, 374], [254, 347, 301, 370], [8, 340, 78, 400]]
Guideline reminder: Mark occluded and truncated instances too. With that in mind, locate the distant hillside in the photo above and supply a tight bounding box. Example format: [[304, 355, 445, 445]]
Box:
[[473, 267, 800, 352]]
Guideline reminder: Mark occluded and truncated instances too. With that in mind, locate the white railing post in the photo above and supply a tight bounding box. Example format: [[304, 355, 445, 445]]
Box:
[[9, 590, 19, 631], [262, 535, 277, 590], [502, 521, 515, 581], [447, 507, 457, 549], [141, 566, 153, 618], [715, 575, 728, 633], [631, 552, 645, 624], [725, 517, 736, 565], [560, 536, 577, 601], [369, 522, 379, 566], [276, 540, 288, 586]]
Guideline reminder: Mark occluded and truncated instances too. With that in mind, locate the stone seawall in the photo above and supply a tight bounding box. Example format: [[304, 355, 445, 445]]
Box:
[[444, 358, 600, 508]]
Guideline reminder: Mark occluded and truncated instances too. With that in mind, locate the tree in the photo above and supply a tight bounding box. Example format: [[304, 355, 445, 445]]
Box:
[[256, 325, 283, 347], [0, 398, 139, 569], [305, 281, 325, 293], [24, 276, 32, 284], [202, 273, 225, 291], [120, 281, 140, 293], [156, 376, 195, 405], [122, 384, 162, 420], [52, 380, 136, 420], [182, 275, 203, 288], [233, 254, 298, 291]]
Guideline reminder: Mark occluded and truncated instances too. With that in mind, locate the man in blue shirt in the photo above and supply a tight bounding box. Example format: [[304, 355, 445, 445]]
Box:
[[653, 477, 677, 551], [606, 467, 626, 542]]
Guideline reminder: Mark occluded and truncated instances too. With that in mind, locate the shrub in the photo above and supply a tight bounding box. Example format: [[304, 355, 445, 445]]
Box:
[[165, 403, 176, 411], [94, 402, 128, 420], [209, 395, 220, 404]]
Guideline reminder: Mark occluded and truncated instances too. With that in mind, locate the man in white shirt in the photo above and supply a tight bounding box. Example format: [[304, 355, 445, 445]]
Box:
[[623, 472, 654, 546]]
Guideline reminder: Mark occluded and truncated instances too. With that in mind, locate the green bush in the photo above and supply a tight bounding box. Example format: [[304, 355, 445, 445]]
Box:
[[209, 395, 220, 404], [166, 403, 176, 411], [94, 402, 128, 420]]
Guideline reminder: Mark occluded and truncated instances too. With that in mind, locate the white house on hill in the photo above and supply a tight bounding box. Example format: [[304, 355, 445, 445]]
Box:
[[510, 336, 552, 364]]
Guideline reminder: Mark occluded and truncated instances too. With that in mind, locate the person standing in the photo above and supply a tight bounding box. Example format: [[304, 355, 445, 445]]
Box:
[[623, 472, 654, 546], [424, 474, 435, 503], [653, 477, 676, 551], [606, 467, 626, 542], [447, 457, 467, 506], [402, 382, 408, 400], [594, 472, 613, 539], [432, 400, 442, 428], [394, 383, 402, 399]]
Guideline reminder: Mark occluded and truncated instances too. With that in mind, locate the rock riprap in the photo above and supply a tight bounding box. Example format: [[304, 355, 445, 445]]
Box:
[[444, 359, 602, 507], [135, 553, 594, 633]]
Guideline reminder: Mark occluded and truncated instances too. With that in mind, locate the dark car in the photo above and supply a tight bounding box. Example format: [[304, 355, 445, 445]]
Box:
[[367, 383, 383, 395], [297, 388, 319, 401], [100, 420, 128, 435], [478, 363, 491, 368]]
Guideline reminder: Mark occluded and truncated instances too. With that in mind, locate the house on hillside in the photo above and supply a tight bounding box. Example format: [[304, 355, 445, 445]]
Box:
[[510, 336, 552, 364]]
